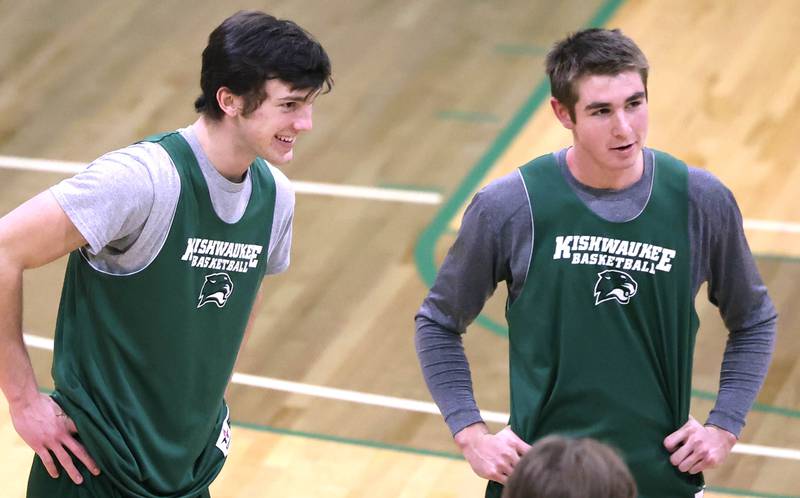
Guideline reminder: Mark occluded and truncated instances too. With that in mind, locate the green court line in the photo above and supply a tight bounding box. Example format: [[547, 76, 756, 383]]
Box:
[[232, 420, 463, 460], [231, 419, 797, 498], [437, 110, 500, 123]]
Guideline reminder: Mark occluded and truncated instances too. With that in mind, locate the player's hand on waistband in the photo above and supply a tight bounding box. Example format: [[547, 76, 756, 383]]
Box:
[[663, 415, 737, 474], [9, 393, 101, 484], [455, 423, 531, 484]]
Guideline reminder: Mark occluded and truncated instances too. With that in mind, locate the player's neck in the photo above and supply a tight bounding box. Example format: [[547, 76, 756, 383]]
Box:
[[566, 146, 644, 190], [193, 116, 254, 183]]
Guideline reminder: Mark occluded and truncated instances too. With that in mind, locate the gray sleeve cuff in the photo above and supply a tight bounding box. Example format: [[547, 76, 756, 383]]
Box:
[[448, 409, 485, 437], [705, 413, 743, 438]]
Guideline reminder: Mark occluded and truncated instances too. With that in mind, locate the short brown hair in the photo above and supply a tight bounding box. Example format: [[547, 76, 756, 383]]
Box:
[[502, 435, 637, 498], [545, 28, 648, 121]]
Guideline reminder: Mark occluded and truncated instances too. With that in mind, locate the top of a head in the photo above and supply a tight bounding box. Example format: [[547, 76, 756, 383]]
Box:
[[545, 28, 648, 108], [502, 435, 638, 498]]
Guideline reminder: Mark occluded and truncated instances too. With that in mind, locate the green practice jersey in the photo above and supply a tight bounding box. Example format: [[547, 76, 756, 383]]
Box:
[[51, 132, 275, 497], [487, 151, 702, 498]]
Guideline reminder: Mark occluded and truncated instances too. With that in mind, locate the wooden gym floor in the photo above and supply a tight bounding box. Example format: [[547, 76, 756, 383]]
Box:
[[0, 0, 798, 497]]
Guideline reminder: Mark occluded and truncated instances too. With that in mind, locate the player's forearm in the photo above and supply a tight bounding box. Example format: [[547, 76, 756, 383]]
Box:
[[0, 262, 39, 407], [414, 319, 484, 435], [707, 315, 777, 437]]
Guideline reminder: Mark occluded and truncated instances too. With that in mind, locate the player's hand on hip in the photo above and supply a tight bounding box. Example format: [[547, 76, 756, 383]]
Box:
[[455, 423, 531, 484], [663, 415, 736, 474], [8, 393, 101, 484]]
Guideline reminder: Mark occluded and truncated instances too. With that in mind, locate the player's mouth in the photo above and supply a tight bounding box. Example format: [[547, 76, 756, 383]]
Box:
[[275, 134, 296, 146], [610, 142, 635, 152]]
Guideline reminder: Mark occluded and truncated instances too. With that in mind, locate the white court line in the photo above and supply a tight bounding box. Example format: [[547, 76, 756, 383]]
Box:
[[743, 218, 800, 234], [232, 372, 508, 423], [0, 155, 442, 205], [733, 443, 800, 461], [22, 333, 800, 461], [291, 180, 441, 204]]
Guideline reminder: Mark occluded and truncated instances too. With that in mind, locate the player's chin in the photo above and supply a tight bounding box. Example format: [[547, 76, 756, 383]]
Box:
[[606, 145, 641, 168], [264, 149, 294, 165]]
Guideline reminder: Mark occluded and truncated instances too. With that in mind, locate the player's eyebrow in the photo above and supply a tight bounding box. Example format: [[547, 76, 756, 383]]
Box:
[[276, 88, 322, 103], [584, 91, 646, 111]]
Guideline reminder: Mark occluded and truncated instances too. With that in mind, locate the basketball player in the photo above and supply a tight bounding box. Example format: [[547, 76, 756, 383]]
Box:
[[502, 435, 636, 498], [415, 28, 776, 498], [0, 11, 332, 497]]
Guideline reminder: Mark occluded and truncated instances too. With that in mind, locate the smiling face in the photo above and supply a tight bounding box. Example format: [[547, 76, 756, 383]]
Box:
[[233, 79, 317, 165], [552, 70, 648, 187]]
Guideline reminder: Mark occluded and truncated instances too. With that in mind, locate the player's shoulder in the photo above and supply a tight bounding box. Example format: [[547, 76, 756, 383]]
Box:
[[686, 164, 726, 189], [55, 141, 172, 199], [468, 169, 529, 227], [476, 169, 526, 203], [684, 164, 739, 221], [93, 140, 179, 188], [686, 165, 734, 198], [91, 141, 170, 172]]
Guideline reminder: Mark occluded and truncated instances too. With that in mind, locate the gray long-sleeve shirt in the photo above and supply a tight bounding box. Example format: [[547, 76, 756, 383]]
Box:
[[415, 148, 777, 438]]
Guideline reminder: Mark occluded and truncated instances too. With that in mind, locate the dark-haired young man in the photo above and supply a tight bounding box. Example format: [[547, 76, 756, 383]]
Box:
[[415, 28, 776, 498], [0, 11, 332, 498]]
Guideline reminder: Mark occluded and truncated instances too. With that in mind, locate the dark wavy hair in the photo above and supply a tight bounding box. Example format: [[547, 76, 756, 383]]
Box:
[[194, 11, 333, 120], [546, 28, 648, 122]]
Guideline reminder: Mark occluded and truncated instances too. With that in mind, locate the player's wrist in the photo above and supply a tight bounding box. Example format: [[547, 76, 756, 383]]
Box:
[[2, 375, 41, 410], [704, 423, 738, 444], [6, 390, 42, 415], [454, 422, 489, 449]]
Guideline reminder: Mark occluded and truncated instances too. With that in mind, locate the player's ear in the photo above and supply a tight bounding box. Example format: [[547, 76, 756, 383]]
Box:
[[550, 98, 575, 130], [217, 87, 244, 118]]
